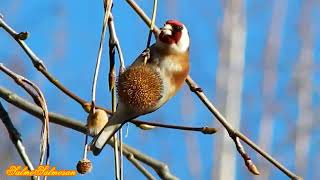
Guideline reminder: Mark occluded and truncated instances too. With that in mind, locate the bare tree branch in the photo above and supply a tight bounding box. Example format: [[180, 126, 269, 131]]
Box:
[[101, 1, 121, 178], [0, 87, 178, 179], [215, 1, 246, 178], [0, 0, 302, 178], [133, 120, 217, 134], [107, 13, 126, 179], [0, 14, 214, 135], [124, 0, 301, 179], [120, 140, 178, 180], [123, 150, 156, 180], [0, 64, 50, 169], [0, 15, 86, 107], [0, 101, 36, 180]]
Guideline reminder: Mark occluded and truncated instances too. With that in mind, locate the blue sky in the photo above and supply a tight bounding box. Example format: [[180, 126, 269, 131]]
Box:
[[1, 0, 320, 179]]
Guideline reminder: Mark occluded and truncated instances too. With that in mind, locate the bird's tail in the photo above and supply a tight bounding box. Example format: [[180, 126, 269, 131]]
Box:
[[90, 123, 121, 156], [90, 105, 135, 155]]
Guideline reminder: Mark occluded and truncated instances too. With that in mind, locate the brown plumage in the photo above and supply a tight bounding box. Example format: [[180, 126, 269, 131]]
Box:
[[167, 52, 190, 91], [90, 19, 190, 156], [117, 65, 163, 114]]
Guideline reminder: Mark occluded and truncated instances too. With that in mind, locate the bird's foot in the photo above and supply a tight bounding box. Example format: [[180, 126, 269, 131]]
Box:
[[142, 48, 151, 64]]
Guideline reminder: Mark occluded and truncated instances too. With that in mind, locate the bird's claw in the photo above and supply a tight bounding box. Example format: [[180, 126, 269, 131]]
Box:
[[142, 48, 151, 64]]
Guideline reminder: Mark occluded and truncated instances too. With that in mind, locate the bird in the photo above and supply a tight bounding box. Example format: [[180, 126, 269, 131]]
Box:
[[90, 20, 190, 155]]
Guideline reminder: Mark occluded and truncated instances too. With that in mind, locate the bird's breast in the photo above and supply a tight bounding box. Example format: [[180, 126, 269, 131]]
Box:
[[153, 54, 189, 108], [159, 54, 189, 93]]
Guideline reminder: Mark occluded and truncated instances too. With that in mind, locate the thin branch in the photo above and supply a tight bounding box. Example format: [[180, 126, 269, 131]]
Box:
[[108, 13, 125, 77], [124, 1, 301, 179], [146, 0, 158, 48], [0, 87, 177, 180], [233, 136, 259, 175], [132, 120, 217, 134], [0, 14, 211, 135], [187, 76, 301, 178], [107, 10, 129, 179], [0, 64, 50, 168], [0, 15, 87, 107], [125, 153, 156, 180], [120, 140, 178, 180], [0, 102, 36, 180], [2, 7, 297, 178], [118, 130, 124, 180], [108, 12, 124, 180], [91, 0, 112, 105], [0, 87, 86, 132], [125, 0, 159, 36], [102, 1, 121, 179]]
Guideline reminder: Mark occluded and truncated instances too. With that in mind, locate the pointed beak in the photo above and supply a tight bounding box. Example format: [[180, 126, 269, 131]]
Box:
[[160, 24, 173, 36]]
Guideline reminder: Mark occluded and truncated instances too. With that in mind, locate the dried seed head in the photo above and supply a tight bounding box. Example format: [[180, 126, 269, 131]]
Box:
[[87, 109, 109, 136], [117, 65, 163, 114], [76, 159, 92, 174]]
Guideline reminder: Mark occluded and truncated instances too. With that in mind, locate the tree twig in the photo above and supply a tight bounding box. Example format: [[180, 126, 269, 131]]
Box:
[[91, 0, 113, 106], [124, 0, 301, 179], [0, 64, 50, 168], [0, 14, 211, 135], [0, 102, 36, 180], [101, 1, 121, 178], [0, 15, 87, 107], [132, 120, 217, 134], [145, 0, 158, 48], [108, 13, 125, 75], [125, 153, 156, 180], [121, 141, 178, 180], [0, 87, 177, 180], [108, 14, 124, 180]]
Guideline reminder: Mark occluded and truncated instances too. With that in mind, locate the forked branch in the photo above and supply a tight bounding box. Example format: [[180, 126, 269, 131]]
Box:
[[0, 64, 50, 168], [124, 0, 301, 179], [0, 87, 178, 179], [0, 102, 36, 180], [0, 14, 214, 135]]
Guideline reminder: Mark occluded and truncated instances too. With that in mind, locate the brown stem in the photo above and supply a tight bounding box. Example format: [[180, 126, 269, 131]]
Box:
[[0, 64, 50, 167], [0, 15, 208, 134], [0, 87, 178, 180], [131, 120, 217, 134], [0, 17, 86, 107], [124, 0, 301, 179], [0, 101, 36, 180]]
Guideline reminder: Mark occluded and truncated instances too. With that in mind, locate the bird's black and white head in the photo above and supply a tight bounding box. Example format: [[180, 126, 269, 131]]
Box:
[[157, 20, 190, 53]]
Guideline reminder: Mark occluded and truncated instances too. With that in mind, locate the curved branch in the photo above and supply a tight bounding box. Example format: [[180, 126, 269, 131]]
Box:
[[0, 16, 86, 107], [125, 153, 156, 180], [0, 64, 50, 166], [0, 15, 215, 135], [0, 101, 36, 180], [0, 86, 178, 179], [124, 1, 301, 179]]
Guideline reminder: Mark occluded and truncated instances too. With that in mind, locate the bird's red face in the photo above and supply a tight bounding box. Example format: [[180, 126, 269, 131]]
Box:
[[157, 20, 190, 53], [159, 20, 184, 44]]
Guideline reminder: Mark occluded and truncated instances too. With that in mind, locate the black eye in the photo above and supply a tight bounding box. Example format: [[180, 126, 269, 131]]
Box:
[[172, 25, 183, 31]]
